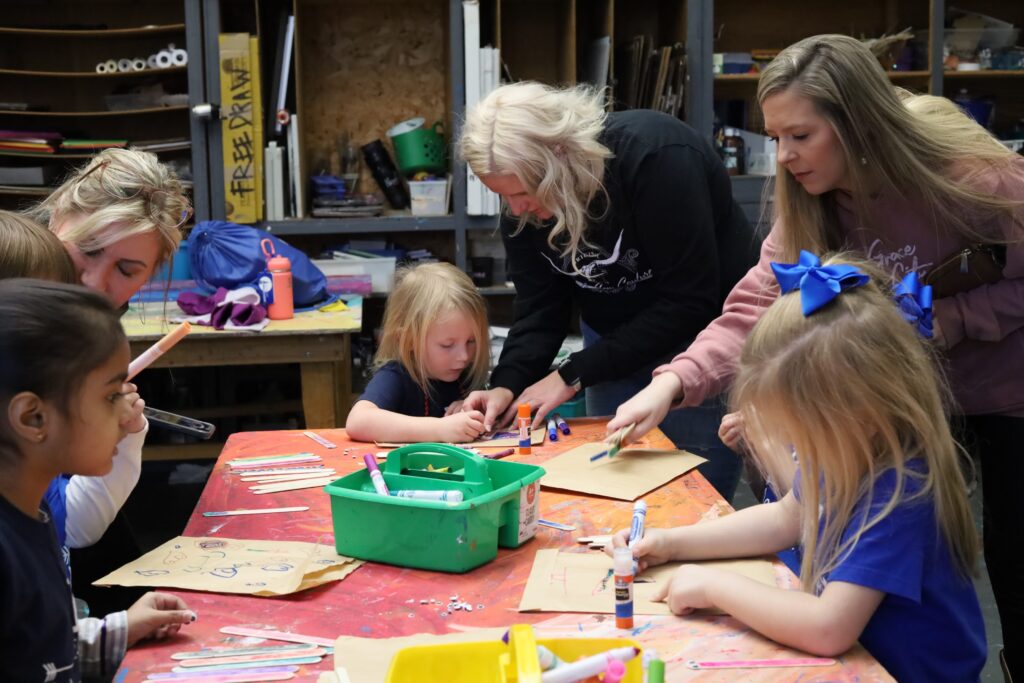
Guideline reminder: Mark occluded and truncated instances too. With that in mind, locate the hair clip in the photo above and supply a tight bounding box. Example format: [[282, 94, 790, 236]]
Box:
[[771, 250, 869, 316], [893, 271, 933, 339]]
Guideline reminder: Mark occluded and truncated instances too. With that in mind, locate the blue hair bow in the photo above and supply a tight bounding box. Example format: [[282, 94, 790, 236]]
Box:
[[771, 250, 870, 316], [893, 272, 934, 339]]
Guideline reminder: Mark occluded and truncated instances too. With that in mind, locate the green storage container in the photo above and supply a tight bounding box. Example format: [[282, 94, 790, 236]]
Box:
[[326, 444, 545, 573]]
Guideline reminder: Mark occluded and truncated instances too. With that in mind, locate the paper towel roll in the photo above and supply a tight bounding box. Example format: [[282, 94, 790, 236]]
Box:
[[155, 50, 173, 68], [104, 59, 118, 73], [131, 57, 146, 71], [147, 54, 159, 69], [95, 61, 109, 73], [170, 49, 188, 66], [117, 58, 133, 72]]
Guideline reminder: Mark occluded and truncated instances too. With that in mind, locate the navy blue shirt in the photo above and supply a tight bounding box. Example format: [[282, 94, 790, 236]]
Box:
[[794, 464, 986, 682], [358, 361, 464, 417], [0, 495, 78, 682]]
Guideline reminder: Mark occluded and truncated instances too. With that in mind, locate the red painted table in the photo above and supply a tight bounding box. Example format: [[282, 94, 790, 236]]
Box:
[[116, 420, 892, 682]]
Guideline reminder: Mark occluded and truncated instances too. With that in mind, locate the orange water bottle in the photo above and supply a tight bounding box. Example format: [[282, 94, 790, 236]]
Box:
[[261, 239, 294, 320]]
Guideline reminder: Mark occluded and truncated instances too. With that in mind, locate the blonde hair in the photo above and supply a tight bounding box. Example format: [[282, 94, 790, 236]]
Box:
[[758, 34, 1024, 260], [0, 210, 76, 283], [459, 82, 612, 272], [731, 253, 978, 593], [28, 147, 188, 266], [374, 262, 490, 396]]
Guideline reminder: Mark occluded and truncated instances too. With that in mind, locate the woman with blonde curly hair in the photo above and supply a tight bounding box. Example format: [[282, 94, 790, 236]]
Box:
[[458, 81, 757, 498], [28, 147, 191, 308], [612, 34, 1024, 676]]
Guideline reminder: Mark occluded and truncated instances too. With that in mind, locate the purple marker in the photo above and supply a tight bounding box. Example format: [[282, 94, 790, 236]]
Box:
[[362, 453, 390, 496], [554, 413, 571, 435]]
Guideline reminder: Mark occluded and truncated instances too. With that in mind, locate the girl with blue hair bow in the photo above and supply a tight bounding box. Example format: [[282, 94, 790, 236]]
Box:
[[609, 253, 985, 683]]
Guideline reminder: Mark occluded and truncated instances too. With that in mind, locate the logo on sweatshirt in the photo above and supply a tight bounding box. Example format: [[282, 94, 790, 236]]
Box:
[[542, 230, 651, 293]]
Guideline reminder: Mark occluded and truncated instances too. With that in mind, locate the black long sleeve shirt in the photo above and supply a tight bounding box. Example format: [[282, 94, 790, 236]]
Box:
[[489, 110, 758, 397]]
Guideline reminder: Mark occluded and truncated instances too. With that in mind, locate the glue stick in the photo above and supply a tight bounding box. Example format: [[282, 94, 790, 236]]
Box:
[[614, 546, 634, 630], [517, 403, 531, 455]]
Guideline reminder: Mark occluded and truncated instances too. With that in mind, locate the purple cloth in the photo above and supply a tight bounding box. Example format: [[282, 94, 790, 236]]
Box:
[[176, 287, 267, 330]]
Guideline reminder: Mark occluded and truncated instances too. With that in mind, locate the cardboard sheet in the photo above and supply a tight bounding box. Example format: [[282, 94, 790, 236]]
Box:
[[539, 442, 706, 500], [94, 536, 362, 596], [332, 628, 507, 682], [519, 549, 776, 616], [377, 428, 545, 449]]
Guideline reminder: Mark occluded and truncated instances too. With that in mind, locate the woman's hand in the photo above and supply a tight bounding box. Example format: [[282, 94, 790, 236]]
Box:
[[606, 372, 682, 445], [652, 564, 719, 615], [718, 411, 746, 452], [438, 411, 486, 442], [125, 592, 196, 647], [461, 388, 514, 432], [504, 371, 578, 428], [444, 400, 464, 416], [605, 527, 675, 573]]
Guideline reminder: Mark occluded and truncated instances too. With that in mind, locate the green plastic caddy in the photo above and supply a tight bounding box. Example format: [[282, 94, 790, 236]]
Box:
[[326, 444, 545, 573]]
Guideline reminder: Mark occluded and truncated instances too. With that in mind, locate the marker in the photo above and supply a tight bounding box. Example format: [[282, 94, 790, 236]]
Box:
[[590, 424, 635, 462], [554, 413, 571, 435], [362, 453, 390, 495], [517, 403, 531, 455], [537, 644, 564, 672], [127, 321, 192, 380], [392, 489, 464, 502], [482, 448, 515, 460], [613, 546, 634, 630], [603, 659, 627, 683], [648, 658, 666, 683], [547, 418, 558, 442], [537, 518, 576, 531], [540, 646, 639, 683]]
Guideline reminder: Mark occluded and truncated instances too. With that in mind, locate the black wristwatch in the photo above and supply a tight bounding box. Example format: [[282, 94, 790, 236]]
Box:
[[557, 357, 582, 393]]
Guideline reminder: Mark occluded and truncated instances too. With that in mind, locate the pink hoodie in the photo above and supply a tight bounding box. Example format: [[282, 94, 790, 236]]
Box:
[[655, 162, 1024, 416]]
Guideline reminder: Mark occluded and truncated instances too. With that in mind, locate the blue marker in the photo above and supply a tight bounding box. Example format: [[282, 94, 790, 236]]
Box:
[[629, 500, 647, 574], [554, 413, 571, 435], [547, 417, 558, 442]]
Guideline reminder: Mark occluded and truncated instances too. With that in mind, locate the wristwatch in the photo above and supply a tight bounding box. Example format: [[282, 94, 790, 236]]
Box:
[[557, 357, 583, 393]]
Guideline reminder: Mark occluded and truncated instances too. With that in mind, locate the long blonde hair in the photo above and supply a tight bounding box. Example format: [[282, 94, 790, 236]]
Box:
[[28, 147, 188, 266], [374, 262, 490, 396], [0, 210, 76, 283], [458, 82, 612, 271], [758, 34, 1024, 260], [731, 254, 978, 592]]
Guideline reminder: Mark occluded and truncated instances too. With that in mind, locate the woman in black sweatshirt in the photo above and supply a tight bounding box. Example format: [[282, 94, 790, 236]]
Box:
[[458, 82, 757, 499]]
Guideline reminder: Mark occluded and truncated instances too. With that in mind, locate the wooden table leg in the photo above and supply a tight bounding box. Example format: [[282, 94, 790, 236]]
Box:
[[301, 361, 339, 429]]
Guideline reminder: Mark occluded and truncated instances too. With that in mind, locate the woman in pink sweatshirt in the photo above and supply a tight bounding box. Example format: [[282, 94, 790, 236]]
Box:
[[609, 34, 1024, 678]]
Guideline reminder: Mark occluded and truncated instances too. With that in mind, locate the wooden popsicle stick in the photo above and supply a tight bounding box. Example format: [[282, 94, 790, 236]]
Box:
[[250, 477, 337, 494], [230, 456, 322, 469], [219, 626, 337, 647], [172, 643, 316, 660], [240, 470, 336, 484], [229, 452, 315, 463], [179, 647, 326, 667], [229, 466, 328, 476], [202, 507, 310, 518], [147, 673, 295, 683]]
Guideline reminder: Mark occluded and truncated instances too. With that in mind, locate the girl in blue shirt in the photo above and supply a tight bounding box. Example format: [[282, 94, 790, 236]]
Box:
[[611, 253, 985, 682], [346, 262, 492, 443]]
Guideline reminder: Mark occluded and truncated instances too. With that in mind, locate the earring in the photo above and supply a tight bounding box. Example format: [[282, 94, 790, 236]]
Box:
[[861, 156, 868, 165], [36, 433, 45, 442]]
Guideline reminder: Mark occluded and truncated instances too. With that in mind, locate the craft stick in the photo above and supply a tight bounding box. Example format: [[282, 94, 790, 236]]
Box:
[[538, 519, 576, 531], [127, 322, 192, 381], [575, 534, 613, 548], [172, 656, 322, 673], [149, 666, 299, 678], [202, 506, 310, 517], [179, 648, 326, 668], [250, 477, 337, 494], [219, 626, 336, 647], [240, 470, 336, 483], [172, 643, 316, 660], [303, 431, 338, 449], [229, 466, 327, 476], [686, 657, 837, 670], [229, 452, 316, 464], [230, 456, 322, 469], [590, 423, 636, 462], [148, 673, 294, 683]]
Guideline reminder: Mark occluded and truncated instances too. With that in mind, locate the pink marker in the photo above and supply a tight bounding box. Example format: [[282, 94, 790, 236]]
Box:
[[363, 453, 390, 495], [127, 321, 192, 380]]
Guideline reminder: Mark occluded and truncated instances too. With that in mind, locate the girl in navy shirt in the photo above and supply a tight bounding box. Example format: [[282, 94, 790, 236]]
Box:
[[346, 262, 491, 443], [610, 254, 985, 682]]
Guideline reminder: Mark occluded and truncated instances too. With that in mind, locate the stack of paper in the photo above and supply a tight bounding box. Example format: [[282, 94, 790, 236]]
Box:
[[463, 1, 500, 216]]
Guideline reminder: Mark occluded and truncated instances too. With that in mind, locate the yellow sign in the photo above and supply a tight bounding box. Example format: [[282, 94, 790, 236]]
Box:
[[219, 33, 264, 223]]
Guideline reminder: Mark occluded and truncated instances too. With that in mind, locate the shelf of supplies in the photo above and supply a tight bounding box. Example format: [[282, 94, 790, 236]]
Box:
[[0, 148, 191, 159], [259, 214, 499, 235], [715, 70, 930, 83], [0, 105, 188, 117], [944, 70, 1024, 78], [0, 23, 186, 37], [0, 185, 51, 196], [0, 66, 186, 78], [477, 284, 516, 296]]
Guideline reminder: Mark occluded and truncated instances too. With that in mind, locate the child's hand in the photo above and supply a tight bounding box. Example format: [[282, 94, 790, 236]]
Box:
[[444, 400, 464, 416], [604, 527, 674, 572], [718, 411, 745, 452], [652, 564, 717, 615], [125, 591, 196, 647], [439, 410, 486, 442], [120, 382, 146, 434]]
